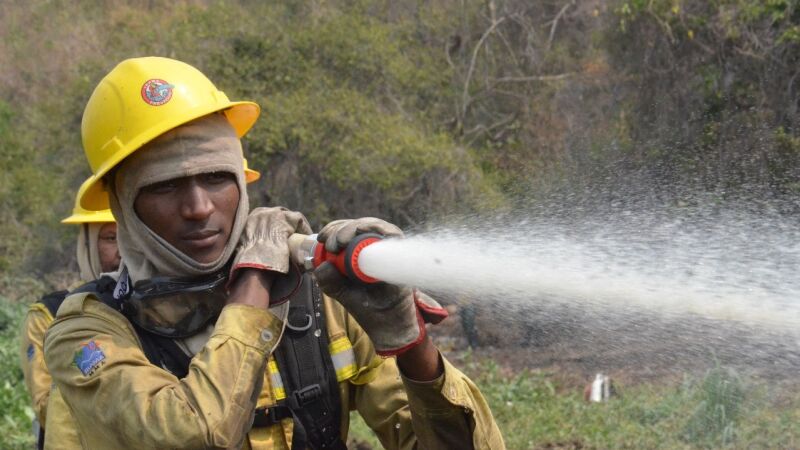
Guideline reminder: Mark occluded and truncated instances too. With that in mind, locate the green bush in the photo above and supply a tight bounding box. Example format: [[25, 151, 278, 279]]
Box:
[[0, 298, 35, 449], [682, 367, 745, 447]]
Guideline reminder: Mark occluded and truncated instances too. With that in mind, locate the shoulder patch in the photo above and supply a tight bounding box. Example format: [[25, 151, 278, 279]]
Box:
[[73, 340, 106, 376]]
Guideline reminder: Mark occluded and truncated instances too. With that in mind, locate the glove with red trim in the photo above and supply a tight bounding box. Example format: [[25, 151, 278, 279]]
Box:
[[231, 207, 312, 304], [313, 218, 448, 356]]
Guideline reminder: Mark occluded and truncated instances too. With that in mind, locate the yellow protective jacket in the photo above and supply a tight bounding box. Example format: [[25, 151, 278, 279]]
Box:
[[21, 288, 87, 448], [19, 302, 56, 425], [44, 292, 505, 449]]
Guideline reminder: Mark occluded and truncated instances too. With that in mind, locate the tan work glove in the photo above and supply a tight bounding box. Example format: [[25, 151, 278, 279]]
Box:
[[313, 218, 448, 356], [231, 207, 313, 305]]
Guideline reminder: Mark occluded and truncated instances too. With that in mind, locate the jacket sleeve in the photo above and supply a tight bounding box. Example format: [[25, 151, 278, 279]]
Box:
[[44, 293, 284, 449], [19, 304, 54, 425], [334, 297, 505, 450], [43, 386, 83, 449]]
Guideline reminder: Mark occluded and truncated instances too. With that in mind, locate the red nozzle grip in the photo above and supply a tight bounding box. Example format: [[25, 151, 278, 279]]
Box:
[[312, 233, 383, 283]]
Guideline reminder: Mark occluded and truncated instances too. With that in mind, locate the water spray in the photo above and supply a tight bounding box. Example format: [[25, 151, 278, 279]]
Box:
[[279, 210, 800, 382], [284, 207, 800, 335], [288, 233, 384, 284]]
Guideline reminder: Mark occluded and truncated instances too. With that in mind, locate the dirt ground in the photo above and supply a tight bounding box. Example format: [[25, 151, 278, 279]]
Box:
[[429, 303, 800, 390]]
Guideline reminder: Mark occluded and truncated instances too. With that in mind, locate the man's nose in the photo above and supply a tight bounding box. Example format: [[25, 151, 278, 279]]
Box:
[[180, 181, 215, 220]]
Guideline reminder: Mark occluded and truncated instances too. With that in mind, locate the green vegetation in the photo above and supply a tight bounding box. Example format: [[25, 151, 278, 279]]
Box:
[[352, 361, 799, 449], [0, 288, 38, 449], [474, 361, 800, 449]]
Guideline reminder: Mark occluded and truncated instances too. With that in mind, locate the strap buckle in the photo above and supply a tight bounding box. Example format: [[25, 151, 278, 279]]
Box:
[[290, 384, 322, 409], [286, 313, 313, 332]]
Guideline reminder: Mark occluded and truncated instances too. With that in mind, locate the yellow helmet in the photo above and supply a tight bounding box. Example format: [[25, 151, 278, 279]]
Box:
[[79, 56, 260, 211], [62, 177, 115, 224], [244, 158, 261, 183]]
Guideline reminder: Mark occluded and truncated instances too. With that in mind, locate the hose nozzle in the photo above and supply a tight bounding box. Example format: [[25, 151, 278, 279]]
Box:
[[288, 233, 383, 284]]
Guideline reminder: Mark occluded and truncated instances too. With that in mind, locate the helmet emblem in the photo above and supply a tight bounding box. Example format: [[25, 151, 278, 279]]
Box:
[[140, 79, 174, 106]]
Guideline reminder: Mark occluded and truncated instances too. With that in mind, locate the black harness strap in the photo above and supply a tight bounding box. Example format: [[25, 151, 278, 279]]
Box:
[[252, 404, 293, 427], [132, 324, 193, 378], [273, 276, 346, 450], [37, 290, 69, 317], [70, 275, 118, 301]]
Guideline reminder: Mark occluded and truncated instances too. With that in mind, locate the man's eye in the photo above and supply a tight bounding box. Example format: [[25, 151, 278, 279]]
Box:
[[141, 180, 177, 194], [204, 172, 234, 184], [101, 235, 116, 242]]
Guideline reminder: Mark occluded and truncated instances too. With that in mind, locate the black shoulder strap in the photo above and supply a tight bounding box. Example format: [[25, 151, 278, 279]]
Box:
[[37, 290, 69, 317], [131, 323, 193, 378], [70, 275, 118, 300], [39, 275, 121, 317], [271, 275, 346, 450]]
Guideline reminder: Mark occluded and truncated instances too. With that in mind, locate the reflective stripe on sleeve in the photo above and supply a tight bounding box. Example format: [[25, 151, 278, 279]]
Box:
[[328, 337, 357, 382]]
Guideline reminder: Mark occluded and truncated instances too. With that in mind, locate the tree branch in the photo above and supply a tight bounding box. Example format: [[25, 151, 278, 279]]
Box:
[[547, 0, 575, 51], [493, 73, 574, 83], [461, 16, 507, 120]]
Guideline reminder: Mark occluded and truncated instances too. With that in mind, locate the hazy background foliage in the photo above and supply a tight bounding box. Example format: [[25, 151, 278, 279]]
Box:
[[1, 0, 798, 280]]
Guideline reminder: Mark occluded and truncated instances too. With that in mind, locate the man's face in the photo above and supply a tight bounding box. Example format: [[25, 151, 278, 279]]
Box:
[[134, 172, 239, 264], [97, 222, 121, 273]]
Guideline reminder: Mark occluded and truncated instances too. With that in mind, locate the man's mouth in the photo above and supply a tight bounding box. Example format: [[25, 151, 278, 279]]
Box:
[[181, 229, 222, 249]]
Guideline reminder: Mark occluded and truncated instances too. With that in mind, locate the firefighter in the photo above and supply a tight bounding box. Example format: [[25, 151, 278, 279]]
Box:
[[39, 160, 261, 450], [19, 185, 119, 449], [43, 56, 505, 449]]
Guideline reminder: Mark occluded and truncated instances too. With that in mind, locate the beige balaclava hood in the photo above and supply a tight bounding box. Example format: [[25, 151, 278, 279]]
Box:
[[76, 223, 105, 281], [109, 113, 250, 282]]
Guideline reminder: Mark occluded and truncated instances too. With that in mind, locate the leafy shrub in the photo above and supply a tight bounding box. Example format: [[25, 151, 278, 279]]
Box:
[[0, 298, 35, 449], [682, 366, 745, 447]]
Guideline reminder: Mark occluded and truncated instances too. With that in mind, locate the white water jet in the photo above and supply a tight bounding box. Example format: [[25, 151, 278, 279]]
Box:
[[357, 209, 800, 331]]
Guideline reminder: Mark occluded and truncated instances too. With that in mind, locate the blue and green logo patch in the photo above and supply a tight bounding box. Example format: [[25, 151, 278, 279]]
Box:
[[73, 340, 106, 376], [26, 344, 34, 361]]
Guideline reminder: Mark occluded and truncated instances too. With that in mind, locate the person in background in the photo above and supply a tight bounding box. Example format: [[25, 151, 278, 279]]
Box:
[[19, 183, 119, 449]]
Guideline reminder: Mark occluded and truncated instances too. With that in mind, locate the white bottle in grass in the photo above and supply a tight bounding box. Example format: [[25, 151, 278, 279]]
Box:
[[586, 373, 614, 402]]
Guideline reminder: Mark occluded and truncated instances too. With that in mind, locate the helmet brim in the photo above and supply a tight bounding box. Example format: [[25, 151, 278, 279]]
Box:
[[61, 209, 115, 224]]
